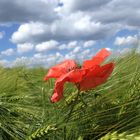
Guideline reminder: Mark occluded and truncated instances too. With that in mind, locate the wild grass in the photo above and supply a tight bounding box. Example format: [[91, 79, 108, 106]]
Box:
[[0, 51, 140, 140]]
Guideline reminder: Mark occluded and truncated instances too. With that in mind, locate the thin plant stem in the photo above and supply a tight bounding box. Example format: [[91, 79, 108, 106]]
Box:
[[64, 89, 80, 140]]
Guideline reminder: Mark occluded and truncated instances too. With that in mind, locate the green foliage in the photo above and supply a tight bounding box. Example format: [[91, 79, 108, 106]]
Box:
[[0, 51, 140, 140], [100, 129, 140, 140]]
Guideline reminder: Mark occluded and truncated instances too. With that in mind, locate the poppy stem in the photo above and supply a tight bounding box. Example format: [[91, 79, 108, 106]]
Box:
[[79, 94, 88, 107], [64, 89, 80, 140], [66, 89, 80, 122]]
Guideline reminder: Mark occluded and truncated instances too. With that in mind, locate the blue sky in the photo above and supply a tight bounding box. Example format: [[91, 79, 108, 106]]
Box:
[[0, 0, 139, 67]]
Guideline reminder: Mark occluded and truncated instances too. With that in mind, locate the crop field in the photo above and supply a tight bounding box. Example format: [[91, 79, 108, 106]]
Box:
[[0, 51, 140, 140]]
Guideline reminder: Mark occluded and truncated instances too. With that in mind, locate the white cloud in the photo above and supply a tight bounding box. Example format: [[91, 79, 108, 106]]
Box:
[[35, 40, 59, 52], [59, 44, 67, 50], [11, 22, 47, 44], [81, 49, 92, 61], [83, 40, 96, 48], [120, 48, 132, 54], [58, 41, 78, 50], [1, 48, 14, 56], [4, 0, 140, 46], [64, 52, 77, 60], [0, 0, 58, 23], [11, 13, 117, 44], [0, 59, 10, 67], [8, 41, 97, 67], [17, 43, 34, 54], [0, 45, 102, 68], [60, 0, 140, 28], [114, 35, 138, 46], [73, 46, 81, 53], [58, 40, 96, 51], [12, 52, 64, 67], [115, 48, 132, 57], [105, 47, 112, 51], [67, 41, 78, 49], [12, 56, 31, 67], [57, 40, 96, 53], [1, 0, 140, 68], [59, 0, 111, 13], [0, 31, 5, 39], [81, 49, 90, 55], [64, 47, 92, 62]]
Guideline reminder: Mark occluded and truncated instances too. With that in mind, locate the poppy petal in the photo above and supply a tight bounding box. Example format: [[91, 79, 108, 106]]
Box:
[[51, 69, 86, 102], [80, 62, 114, 90], [82, 48, 111, 69], [44, 60, 78, 81]]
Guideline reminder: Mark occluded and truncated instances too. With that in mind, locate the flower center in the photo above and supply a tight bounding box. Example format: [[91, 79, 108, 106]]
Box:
[[67, 67, 76, 72]]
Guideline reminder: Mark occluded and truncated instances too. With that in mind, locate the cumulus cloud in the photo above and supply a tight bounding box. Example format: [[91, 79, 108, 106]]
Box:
[[83, 40, 96, 48], [12, 56, 31, 67], [59, 41, 79, 50], [120, 48, 132, 54], [35, 40, 59, 52], [12, 52, 64, 67], [60, 0, 140, 28], [59, 44, 67, 50], [2, 0, 140, 30], [73, 46, 81, 53], [0, 59, 10, 67], [17, 43, 34, 54], [114, 35, 138, 46], [114, 48, 133, 58], [105, 48, 112, 51], [59, 0, 111, 13], [58, 40, 95, 51], [11, 22, 47, 44], [0, 46, 104, 68], [0, 31, 5, 39], [5, 0, 140, 46], [10, 0, 140, 47], [1, 0, 140, 67], [64, 47, 93, 62], [67, 41, 78, 49], [0, 0, 58, 23], [1, 48, 14, 56], [11, 13, 117, 44]]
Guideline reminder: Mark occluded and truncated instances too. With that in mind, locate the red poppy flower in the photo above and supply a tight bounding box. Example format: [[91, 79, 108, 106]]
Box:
[[44, 48, 114, 103]]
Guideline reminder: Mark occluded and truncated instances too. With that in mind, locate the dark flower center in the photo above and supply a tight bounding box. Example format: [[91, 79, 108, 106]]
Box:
[[67, 65, 81, 72]]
